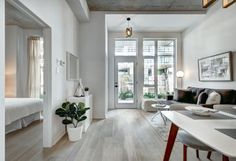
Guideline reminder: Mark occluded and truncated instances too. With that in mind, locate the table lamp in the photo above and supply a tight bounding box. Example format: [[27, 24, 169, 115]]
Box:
[[176, 71, 184, 88]]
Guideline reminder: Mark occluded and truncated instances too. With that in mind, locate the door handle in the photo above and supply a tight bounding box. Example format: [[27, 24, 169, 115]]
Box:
[[115, 82, 118, 88], [115, 85, 118, 88]]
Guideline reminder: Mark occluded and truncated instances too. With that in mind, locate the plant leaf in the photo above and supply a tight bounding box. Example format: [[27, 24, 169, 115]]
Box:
[[69, 103, 77, 113], [78, 102, 85, 109], [62, 119, 72, 125], [78, 116, 87, 122], [55, 108, 67, 117], [62, 102, 70, 109]]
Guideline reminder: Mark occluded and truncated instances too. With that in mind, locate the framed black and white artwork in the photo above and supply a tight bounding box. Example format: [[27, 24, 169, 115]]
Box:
[[198, 52, 233, 82]]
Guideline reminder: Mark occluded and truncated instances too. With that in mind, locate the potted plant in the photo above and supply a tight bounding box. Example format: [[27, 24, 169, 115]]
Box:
[[55, 101, 90, 141], [84, 87, 89, 96], [166, 91, 174, 100]]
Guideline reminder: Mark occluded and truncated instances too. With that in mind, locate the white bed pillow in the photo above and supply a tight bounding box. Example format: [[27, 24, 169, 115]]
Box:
[[206, 91, 221, 105]]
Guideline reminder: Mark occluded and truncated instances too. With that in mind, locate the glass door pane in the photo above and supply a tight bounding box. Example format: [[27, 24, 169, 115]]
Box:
[[157, 40, 175, 99], [144, 59, 155, 85], [117, 62, 134, 103], [115, 58, 137, 108]]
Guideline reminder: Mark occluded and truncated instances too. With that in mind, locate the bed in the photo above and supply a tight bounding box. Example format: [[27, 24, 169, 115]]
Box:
[[5, 98, 43, 134]]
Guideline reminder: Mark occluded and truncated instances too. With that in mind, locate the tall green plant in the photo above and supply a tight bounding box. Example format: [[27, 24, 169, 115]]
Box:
[[55, 102, 90, 128]]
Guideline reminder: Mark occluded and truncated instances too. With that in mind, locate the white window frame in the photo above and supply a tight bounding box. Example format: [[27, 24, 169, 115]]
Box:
[[143, 38, 177, 98]]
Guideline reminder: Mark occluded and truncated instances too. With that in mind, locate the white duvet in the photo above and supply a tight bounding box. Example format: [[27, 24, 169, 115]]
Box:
[[5, 98, 43, 125]]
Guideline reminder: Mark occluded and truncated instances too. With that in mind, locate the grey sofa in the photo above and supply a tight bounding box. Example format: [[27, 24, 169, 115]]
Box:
[[169, 87, 236, 111]]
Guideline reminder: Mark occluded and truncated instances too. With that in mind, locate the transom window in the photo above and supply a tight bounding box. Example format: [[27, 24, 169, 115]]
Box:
[[143, 41, 155, 56], [115, 40, 137, 56]]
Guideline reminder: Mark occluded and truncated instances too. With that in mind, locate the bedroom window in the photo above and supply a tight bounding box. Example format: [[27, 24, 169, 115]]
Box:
[[39, 38, 44, 98], [28, 36, 44, 98], [143, 39, 176, 99]]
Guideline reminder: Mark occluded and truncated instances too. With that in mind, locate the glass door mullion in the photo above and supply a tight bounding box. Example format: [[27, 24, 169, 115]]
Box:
[[154, 40, 158, 98]]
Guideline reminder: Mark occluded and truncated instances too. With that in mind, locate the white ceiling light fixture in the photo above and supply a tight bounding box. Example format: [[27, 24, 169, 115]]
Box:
[[125, 17, 132, 38]]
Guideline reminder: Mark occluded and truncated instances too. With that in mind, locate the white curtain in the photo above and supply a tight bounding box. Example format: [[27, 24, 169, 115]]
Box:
[[28, 37, 41, 98]]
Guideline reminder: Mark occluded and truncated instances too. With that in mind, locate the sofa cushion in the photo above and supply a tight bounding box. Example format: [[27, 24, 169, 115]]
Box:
[[174, 89, 194, 103], [218, 90, 236, 104], [169, 102, 197, 110], [142, 99, 157, 112], [187, 87, 205, 103]]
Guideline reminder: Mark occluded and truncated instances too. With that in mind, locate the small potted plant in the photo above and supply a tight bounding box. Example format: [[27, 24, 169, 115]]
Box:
[[84, 87, 89, 96], [166, 91, 174, 100], [55, 101, 90, 141]]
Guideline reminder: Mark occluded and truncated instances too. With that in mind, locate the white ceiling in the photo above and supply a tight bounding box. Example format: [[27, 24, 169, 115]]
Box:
[[106, 14, 205, 32]]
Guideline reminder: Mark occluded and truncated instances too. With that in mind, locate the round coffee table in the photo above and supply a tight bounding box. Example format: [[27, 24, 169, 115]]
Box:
[[151, 104, 170, 125]]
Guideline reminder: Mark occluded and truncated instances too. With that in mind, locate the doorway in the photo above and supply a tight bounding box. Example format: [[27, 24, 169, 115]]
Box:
[[5, 0, 52, 157], [113, 39, 138, 109], [114, 57, 137, 108]]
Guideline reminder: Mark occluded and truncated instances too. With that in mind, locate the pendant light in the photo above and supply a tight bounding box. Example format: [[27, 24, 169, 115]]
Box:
[[202, 0, 236, 8], [125, 17, 132, 38]]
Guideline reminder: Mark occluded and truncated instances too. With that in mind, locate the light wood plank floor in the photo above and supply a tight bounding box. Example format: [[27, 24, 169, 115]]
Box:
[[6, 109, 236, 161]]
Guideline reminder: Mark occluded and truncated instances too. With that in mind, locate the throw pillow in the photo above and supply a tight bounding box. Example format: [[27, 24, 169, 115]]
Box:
[[206, 91, 221, 105], [174, 89, 194, 103], [187, 87, 205, 103], [197, 92, 208, 105]]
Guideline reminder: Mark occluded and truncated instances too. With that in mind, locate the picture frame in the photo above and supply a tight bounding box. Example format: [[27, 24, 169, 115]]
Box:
[[66, 52, 80, 81], [223, 0, 236, 8], [198, 52, 233, 82], [202, 0, 216, 8]]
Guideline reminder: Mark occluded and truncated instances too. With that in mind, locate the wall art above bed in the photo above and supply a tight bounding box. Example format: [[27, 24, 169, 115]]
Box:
[[198, 52, 233, 82]]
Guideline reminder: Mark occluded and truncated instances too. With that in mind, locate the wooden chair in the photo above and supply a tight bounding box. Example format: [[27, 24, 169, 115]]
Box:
[[177, 130, 215, 161]]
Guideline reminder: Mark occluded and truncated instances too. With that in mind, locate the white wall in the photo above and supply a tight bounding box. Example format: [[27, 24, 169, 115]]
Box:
[[0, 0, 5, 158], [108, 31, 182, 109], [18, 0, 80, 147], [182, 1, 236, 90], [79, 12, 107, 119], [0, 0, 5, 159], [5, 25, 20, 97]]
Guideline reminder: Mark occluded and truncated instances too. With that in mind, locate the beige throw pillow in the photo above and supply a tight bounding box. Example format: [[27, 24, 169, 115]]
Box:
[[206, 91, 221, 105]]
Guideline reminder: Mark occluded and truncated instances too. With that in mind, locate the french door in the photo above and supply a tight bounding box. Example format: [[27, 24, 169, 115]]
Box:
[[114, 57, 137, 108]]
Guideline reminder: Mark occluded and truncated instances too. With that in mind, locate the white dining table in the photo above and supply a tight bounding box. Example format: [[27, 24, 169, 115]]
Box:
[[161, 110, 236, 161]]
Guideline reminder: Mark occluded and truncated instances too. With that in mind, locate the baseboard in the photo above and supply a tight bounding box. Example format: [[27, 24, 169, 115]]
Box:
[[52, 129, 65, 146], [93, 118, 105, 120]]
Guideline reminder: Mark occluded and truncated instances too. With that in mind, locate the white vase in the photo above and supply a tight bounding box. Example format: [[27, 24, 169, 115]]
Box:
[[67, 124, 83, 142], [84, 91, 89, 96]]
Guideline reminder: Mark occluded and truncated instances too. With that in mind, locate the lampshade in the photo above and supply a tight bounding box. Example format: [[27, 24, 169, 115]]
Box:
[[176, 71, 184, 78], [125, 27, 132, 38]]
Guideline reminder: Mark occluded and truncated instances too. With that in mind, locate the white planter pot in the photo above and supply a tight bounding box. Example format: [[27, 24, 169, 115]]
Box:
[[67, 125, 83, 142]]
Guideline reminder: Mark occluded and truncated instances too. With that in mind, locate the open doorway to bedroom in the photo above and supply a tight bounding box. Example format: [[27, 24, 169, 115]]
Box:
[[5, 1, 51, 160]]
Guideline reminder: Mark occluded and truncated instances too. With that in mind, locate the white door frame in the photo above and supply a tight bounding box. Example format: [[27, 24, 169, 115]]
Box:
[[6, 0, 53, 147], [0, 0, 5, 160], [114, 56, 137, 108]]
